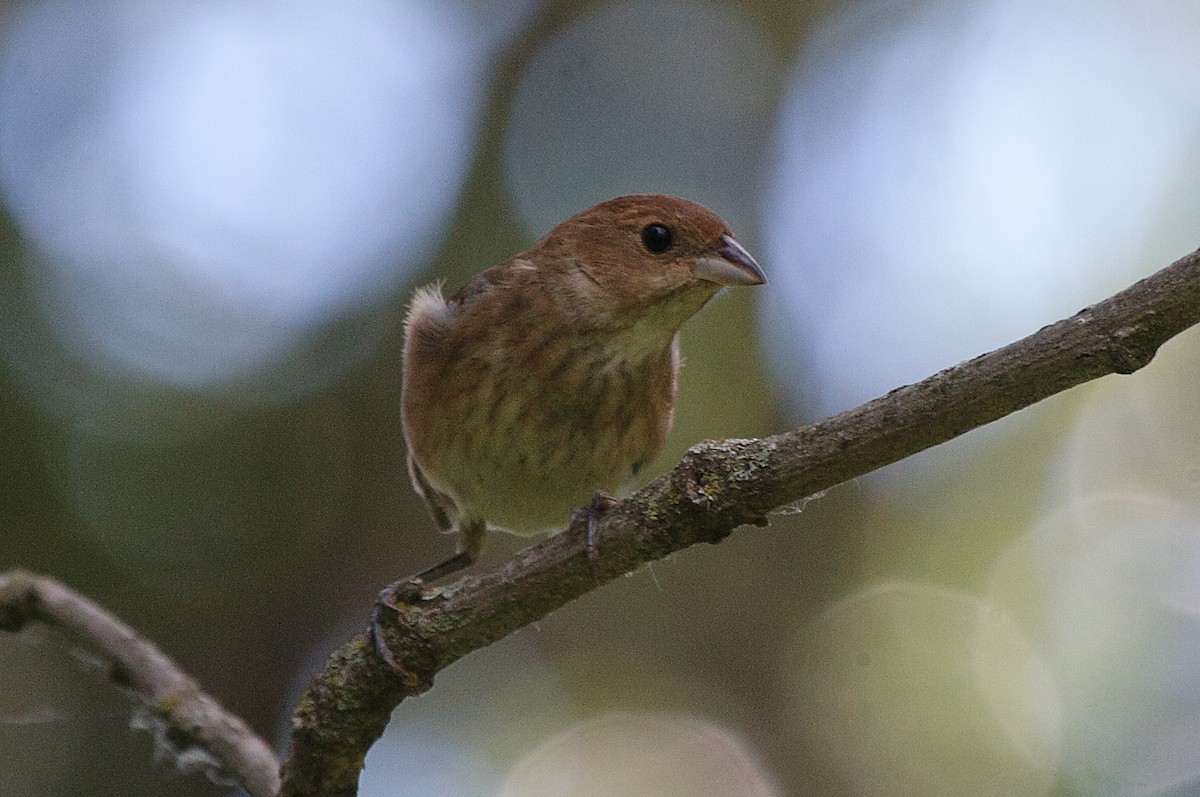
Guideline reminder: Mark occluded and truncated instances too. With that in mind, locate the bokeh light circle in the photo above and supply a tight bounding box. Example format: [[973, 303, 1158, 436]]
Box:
[[793, 581, 1058, 797], [496, 711, 780, 797], [987, 496, 1200, 795]]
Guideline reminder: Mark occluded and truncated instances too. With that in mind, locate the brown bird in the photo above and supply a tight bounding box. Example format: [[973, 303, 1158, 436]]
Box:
[[400, 193, 766, 583]]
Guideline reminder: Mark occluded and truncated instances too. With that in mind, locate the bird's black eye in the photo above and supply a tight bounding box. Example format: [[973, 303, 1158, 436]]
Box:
[[640, 223, 673, 253]]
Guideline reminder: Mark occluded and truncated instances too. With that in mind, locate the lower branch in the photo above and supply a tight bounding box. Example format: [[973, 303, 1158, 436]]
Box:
[[0, 570, 281, 797]]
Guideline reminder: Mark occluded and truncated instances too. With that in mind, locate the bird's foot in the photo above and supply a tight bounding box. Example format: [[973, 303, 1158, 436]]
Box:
[[572, 491, 621, 561], [369, 579, 426, 672], [370, 549, 479, 672]]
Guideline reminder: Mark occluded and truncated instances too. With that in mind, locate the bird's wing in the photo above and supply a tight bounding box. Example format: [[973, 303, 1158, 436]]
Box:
[[407, 452, 458, 533], [449, 255, 541, 308]]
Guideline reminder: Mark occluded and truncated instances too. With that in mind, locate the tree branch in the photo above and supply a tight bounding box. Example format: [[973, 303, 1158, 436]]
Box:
[[281, 247, 1200, 796], [0, 570, 281, 797], [6, 249, 1199, 796]]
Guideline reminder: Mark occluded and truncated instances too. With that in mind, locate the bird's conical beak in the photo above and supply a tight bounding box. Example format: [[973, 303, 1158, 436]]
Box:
[[694, 235, 767, 286]]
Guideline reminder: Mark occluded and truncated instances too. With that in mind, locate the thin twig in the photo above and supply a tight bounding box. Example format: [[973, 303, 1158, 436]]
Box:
[[281, 248, 1200, 797], [0, 570, 281, 797]]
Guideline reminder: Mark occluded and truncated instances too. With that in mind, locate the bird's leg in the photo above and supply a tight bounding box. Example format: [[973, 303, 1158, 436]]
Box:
[[370, 519, 487, 671], [418, 517, 486, 582], [572, 491, 621, 561]]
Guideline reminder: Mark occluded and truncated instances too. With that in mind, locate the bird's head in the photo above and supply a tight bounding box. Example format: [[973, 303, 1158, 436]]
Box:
[[531, 194, 766, 333]]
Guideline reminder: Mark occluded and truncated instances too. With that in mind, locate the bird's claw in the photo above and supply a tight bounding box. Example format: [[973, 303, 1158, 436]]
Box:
[[369, 579, 425, 673]]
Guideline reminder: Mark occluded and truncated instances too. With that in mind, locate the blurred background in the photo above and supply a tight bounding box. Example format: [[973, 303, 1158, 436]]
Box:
[[2, 0, 1200, 794]]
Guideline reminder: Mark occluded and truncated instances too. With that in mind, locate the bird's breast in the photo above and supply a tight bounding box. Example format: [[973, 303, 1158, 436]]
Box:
[[403, 320, 678, 535]]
